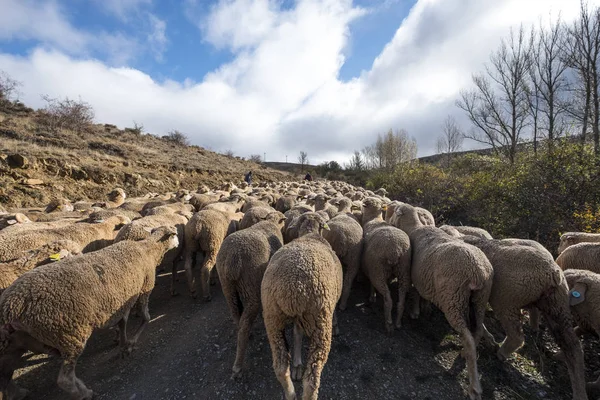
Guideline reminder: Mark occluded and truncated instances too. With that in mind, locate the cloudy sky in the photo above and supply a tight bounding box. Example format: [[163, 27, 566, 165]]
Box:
[[0, 0, 594, 164]]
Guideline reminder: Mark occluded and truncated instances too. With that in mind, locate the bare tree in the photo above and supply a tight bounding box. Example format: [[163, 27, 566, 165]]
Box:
[[345, 150, 365, 171], [374, 129, 417, 170], [564, 1, 600, 155], [530, 15, 570, 149], [436, 116, 464, 166], [163, 129, 189, 146], [360, 145, 377, 170], [457, 26, 532, 164], [249, 154, 262, 163], [0, 71, 21, 102], [298, 151, 309, 171], [37, 95, 95, 133]]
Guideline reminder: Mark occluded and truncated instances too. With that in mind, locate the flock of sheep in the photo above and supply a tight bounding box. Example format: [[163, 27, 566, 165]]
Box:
[[0, 180, 599, 400]]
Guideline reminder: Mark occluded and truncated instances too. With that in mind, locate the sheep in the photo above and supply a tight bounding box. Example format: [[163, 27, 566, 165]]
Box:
[[285, 212, 325, 244], [396, 204, 493, 400], [114, 213, 188, 275], [261, 212, 342, 400], [0, 215, 130, 263], [139, 199, 179, 215], [0, 213, 31, 231], [557, 243, 600, 274], [92, 188, 127, 209], [25, 210, 90, 223], [333, 197, 353, 214], [439, 224, 462, 237], [216, 211, 286, 378], [461, 235, 588, 400], [275, 195, 296, 213], [564, 269, 600, 394], [87, 208, 141, 223], [239, 206, 276, 230], [203, 195, 245, 214], [283, 206, 313, 243], [441, 225, 492, 239], [313, 194, 338, 219], [144, 203, 195, 217], [416, 207, 435, 226], [180, 209, 240, 299], [0, 226, 179, 399], [44, 197, 74, 213], [0, 240, 82, 294], [321, 214, 363, 311], [240, 198, 270, 213], [360, 197, 411, 332], [0, 217, 77, 235], [563, 268, 600, 338], [558, 232, 600, 254]]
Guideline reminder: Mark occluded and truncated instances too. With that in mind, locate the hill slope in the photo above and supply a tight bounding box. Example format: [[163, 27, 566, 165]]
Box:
[[0, 102, 292, 208]]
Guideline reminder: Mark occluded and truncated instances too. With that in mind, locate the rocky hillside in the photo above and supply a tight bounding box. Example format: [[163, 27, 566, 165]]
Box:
[[0, 102, 292, 208]]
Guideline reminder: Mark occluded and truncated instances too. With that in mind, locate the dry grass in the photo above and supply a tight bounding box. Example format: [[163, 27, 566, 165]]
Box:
[[0, 108, 292, 208]]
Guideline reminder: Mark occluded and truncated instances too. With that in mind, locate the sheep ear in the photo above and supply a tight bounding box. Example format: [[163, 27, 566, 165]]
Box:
[[322, 223, 330, 231], [569, 283, 587, 306]]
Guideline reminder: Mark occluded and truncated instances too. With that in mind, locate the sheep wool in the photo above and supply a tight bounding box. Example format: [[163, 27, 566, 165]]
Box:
[[261, 214, 342, 400], [216, 211, 286, 378], [0, 226, 178, 399]]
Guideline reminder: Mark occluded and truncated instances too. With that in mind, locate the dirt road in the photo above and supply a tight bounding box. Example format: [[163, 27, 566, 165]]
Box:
[[14, 269, 586, 400]]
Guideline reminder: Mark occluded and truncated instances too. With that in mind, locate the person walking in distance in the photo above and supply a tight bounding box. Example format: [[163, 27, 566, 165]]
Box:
[[244, 171, 253, 185]]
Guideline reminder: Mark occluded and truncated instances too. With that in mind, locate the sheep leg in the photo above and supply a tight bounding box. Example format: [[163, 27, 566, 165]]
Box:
[[302, 319, 332, 400], [221, 279, 241, 327], [529, 307, 541, 332], [116, 311, 129, 347], [395, 279, 410, 329], [210, 267, 218, 286], [265, 316, 296, 400], [231, 304, 259, 380], [57, 357, 94, 400], [122, 296, 151, 357], [408, 287, 421, 319], [291, 323, 304, 382], [200, 249, 217, 301], [537, 293, 588, 400], [496, 309, 524, 361], [370, 279, 393, 333], [369, 284, 376, 304], [458, 327, 482, 400], [180, 250, 196, 297], [339, 258, 360, 311], [441, 295, 482, 400], [332, 311, 340, 336]]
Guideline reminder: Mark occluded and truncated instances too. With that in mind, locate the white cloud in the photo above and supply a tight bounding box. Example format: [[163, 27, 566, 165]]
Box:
[[147, 13, 168, 62], [0, 0, 140, 65], [0, 0, 598, 164], [0, 0, 89, 53]]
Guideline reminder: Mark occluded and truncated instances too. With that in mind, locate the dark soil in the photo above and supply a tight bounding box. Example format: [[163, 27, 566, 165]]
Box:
[[13, 269, 595, 400]]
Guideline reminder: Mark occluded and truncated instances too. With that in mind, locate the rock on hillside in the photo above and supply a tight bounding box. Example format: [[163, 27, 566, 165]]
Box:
[[0, 104, 291, 208]]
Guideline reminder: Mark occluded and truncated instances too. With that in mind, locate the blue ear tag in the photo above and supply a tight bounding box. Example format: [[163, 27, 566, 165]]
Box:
[[572, 291, 581, 298]]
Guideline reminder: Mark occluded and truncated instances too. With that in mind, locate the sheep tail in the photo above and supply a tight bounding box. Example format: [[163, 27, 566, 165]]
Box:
[[466, 279, 484, 335], [467, 294, 477, 335]]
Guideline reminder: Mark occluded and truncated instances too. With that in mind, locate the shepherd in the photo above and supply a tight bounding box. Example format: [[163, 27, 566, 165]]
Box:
[[244, 171, 253, 185]]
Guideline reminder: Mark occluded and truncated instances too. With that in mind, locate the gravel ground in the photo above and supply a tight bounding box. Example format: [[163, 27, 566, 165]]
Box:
[[12, 269, 598, 400]]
